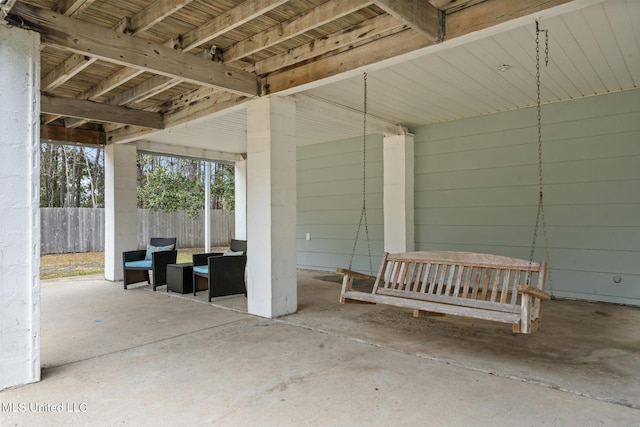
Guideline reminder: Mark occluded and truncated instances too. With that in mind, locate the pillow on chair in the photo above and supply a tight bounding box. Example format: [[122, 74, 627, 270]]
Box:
[[145, 244, 175, 260], [223, 249, 244, 256]]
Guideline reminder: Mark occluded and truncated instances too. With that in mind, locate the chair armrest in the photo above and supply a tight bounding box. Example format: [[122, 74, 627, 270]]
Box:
[[516, 285, 552, 301], [336, 268, 377, 281], [192, 252, 223, 267], [123, 250, 146, 263]]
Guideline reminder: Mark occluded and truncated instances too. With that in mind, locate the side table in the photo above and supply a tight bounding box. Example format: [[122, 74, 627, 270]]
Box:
[[166, 263, 193, 294]]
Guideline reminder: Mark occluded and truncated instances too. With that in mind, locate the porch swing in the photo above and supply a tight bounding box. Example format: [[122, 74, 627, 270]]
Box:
[[337, 20, 553, 334]]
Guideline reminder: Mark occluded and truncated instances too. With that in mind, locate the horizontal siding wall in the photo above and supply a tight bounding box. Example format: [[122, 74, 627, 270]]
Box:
[[413, 88, 640, 305], [297, 135, 384, 275]]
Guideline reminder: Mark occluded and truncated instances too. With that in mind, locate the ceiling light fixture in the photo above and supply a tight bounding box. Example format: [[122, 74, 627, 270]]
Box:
[[497, 64, 511, 72]]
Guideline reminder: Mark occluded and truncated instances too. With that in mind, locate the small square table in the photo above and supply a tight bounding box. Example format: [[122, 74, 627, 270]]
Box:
[[166, 263, 193, 294]]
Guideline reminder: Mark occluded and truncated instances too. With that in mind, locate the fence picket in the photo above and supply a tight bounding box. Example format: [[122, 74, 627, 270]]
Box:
[[40, 208, 234, 254]]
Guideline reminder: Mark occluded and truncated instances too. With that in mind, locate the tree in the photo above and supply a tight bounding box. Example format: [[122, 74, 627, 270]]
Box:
[[40, 143, 104, 208], [212, 163, 235, 211], [137, 163, 205, 219]]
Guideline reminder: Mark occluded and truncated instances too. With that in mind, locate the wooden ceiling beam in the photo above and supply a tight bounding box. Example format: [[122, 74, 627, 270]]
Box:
[[41, 53, 92, 92], [81, 0, 287, 128], [41, 94, 164, 129], [181, 0, 289, 51], [224, 0, 372, 64], [41, 124, 105, 145], [130, 0, 195, 34], [371, 0, 443, 42], [12, 3, 258, 96], [54, 0, 95, 17], [265, 0, 573, 94], [41, 0, 187, 96], [253, 14, 405, 75], [0, 0, 17, 18]]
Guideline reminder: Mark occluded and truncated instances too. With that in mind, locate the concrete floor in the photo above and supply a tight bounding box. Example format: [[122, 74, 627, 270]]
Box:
[[1, 270, 639, 426]]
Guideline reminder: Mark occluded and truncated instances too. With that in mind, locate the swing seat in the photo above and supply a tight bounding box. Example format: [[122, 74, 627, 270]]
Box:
[[338, 251, 550, 334]]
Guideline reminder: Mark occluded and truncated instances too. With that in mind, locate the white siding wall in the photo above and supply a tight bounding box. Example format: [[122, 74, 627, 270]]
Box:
[[297, 135, 384, 275], [413, 89, 640, 305]]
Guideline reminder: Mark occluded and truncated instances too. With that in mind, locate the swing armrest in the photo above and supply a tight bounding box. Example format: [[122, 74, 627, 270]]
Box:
[[517, 285, 551, 301], [336, 268, 377, 281]]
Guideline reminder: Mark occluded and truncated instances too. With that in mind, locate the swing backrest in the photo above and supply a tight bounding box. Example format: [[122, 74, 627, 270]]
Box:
[[372, 251, 546, 309]]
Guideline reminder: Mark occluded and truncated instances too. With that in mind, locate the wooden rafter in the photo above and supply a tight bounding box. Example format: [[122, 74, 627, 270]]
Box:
[[41, 94, 164, 129], [252, 14, 405, 75], [371, 0, 442, 42], [224, 0, 372, 65], [54, 0, 95, 17], [0, 0, 18, 18], [12, 2, 258, 96]]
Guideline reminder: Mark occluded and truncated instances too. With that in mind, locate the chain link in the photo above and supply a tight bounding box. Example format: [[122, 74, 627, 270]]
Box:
[[348, 71, 373, 274], [528, 21, 553, 295]]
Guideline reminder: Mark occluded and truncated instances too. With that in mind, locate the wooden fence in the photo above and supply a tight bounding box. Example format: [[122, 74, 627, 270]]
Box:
[[41, 208, 234, 254]]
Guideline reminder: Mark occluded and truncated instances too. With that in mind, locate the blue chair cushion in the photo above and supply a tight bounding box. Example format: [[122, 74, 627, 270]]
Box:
[[193, 265, 208, 275], [145, 244, 175, 260], [125, 260, 153, 269]]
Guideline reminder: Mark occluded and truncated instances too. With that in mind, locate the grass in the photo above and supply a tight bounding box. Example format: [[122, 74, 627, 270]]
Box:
[[40, 247, 229, 280]]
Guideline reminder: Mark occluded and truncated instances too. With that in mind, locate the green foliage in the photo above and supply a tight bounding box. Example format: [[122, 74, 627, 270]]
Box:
[[137, 162, 205, 219], [136, 154, 234, 217]]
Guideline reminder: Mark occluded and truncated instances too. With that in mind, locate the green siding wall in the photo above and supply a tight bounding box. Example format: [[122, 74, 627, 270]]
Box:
[[297, 135, 384, 275], [413, 89, 640, 305]]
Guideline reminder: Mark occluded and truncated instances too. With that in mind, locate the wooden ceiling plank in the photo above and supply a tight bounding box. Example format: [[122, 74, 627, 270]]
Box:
[[41, 124, 105, 145], [41, 94, 164, 129], [130, 0, 195, 34], [181, 0, 289, 51], [224, 0, 372, 64], [12, 3, 258, 96], [253, 14, 405, 75], [371, 0, 442, 42]]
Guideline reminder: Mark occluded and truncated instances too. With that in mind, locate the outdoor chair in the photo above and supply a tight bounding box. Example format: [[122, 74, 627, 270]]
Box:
[[193, 239, 247, 302], [122, 237, 177, 291]]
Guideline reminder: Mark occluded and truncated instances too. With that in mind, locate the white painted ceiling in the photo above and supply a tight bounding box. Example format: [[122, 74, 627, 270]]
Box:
[[135, 0, 640, 157]]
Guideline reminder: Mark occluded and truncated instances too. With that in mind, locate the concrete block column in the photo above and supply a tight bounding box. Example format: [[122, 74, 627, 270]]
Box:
[[246, 96, 297, 318], [0, 25, 41, 390], [234, 158, 247, 240], [383, 133, 415, 253], [104, 144, 138, 281]]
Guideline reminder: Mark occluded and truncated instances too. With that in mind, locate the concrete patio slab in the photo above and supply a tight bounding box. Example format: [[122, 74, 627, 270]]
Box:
[[1, 271, 638, 426]]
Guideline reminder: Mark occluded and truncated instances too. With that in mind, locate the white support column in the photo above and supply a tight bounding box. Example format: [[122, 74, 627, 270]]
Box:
[[383, 133, 415, 253], [0, 25, 41, 390], [104, 144, 138, 281], [246, 96, 297, 318], [204, 162, 211, 252], [234, 158, 247, 240]]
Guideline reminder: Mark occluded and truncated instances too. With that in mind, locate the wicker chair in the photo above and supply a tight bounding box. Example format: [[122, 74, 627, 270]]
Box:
[[122, 237, 177, 290], [192, 239, 247, 302]]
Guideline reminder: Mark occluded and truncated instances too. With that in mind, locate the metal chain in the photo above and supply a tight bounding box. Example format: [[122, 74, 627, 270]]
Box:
[[528, 20, 553, 296], [348, 72, 373, 274]]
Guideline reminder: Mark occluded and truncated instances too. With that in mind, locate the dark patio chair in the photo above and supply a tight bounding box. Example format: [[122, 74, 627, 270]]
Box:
[[192, 239, 247, 302], [122, 237, 177, 291]]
